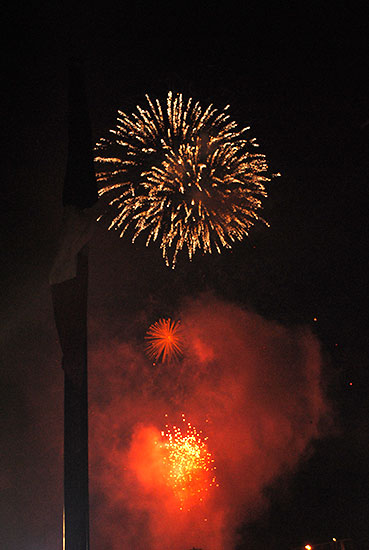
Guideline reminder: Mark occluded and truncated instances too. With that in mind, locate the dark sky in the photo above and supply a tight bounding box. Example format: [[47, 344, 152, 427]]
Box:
[[1, 2, 369, 549]]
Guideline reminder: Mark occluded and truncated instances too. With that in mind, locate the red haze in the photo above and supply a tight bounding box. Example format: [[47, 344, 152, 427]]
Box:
[[89, 294, 330, 550]]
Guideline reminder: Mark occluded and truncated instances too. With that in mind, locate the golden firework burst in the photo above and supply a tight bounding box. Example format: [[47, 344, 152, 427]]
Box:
[[95, 91, 273, 267], [160, 414, 217, 508]]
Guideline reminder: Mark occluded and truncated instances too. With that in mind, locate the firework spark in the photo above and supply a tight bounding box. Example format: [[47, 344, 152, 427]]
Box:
[[95, 91, 273, 267], [159, 414, 217, 508], [145, 318, 183, 363]]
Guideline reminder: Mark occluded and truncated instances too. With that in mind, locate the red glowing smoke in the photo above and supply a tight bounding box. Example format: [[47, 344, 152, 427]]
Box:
[[89, 294, 330, 550]]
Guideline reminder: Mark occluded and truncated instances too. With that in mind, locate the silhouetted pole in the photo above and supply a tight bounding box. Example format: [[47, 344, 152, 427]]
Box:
[[51, 58, 98, 550]]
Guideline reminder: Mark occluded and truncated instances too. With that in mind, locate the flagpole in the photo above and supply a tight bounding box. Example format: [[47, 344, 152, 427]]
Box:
[[51, 58, 98, 550], [63, 247, 89, 550]]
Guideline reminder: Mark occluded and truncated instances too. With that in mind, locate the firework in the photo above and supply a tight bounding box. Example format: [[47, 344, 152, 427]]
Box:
[[159, 414, 217, 508], [95, 91, 273, 267], [145, 318, 183, 363]]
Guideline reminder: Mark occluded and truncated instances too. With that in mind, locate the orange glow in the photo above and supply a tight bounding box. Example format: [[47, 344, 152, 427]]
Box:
[[159, 414, 217, 508], [305, 545, 312, 550], [145, 318, 183, 362], [89, 294, 330, 550]]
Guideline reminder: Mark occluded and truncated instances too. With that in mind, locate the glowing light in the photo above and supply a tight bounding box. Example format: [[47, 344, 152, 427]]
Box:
[[95, 91, 274, 267], [305, 545, 312, 550], [159, 414, 217, 507], [145, 318, 183, 362]]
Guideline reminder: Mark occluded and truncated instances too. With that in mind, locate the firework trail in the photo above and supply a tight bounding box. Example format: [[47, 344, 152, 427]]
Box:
[[95, 92, 273, 267], [145, 318, 183, 363]]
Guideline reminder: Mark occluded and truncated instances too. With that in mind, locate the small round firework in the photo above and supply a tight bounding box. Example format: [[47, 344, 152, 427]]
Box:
[[95, 91, 272, 267], [145, 318, 183, 363]]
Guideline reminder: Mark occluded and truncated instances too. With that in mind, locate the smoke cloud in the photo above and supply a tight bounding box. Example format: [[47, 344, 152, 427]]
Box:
[[89, 293, 330, 550]]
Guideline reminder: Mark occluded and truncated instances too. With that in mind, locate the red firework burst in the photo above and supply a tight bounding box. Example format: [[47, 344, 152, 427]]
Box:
[[145, 318, 183, 363]]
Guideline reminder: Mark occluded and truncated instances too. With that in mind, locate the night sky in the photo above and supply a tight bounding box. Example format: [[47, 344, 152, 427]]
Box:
[[2, 2, 369, 549]]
